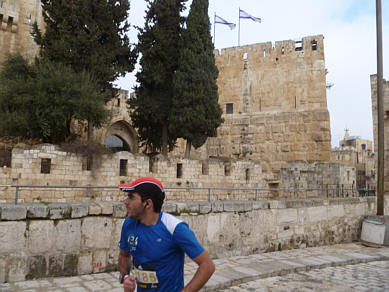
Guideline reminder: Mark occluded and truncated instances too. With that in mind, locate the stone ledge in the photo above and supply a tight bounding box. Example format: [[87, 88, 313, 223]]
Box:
[[0, 197, 377, 221]]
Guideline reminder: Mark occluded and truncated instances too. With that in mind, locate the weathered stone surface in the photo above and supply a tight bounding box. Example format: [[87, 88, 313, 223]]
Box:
[[71, 204, 89, 218], [26, 255, 47, 280], [27, 221, 54, 254], [307, 206, 327, 222], [81, 217, 112, 249], [49, 204, 71, 220], [49, 254, 64, 277], [0, 257, 5, 283], [0, 222, 26, 254], [199, 203, 212, 214], [112, 203, 127, 218], [277, 209, 298, 224], [92, 250, 107, 274], [88, 204, 101, 215], [99, 203, 113, 215], [54, 220, 81, 253], [78, 252, 93, 275], [0, 204, 27, 220], [162, 202, 177, 213], [26, 204, 49, 219], [63, 254, 78, 276], [8, 254, 27, 282]]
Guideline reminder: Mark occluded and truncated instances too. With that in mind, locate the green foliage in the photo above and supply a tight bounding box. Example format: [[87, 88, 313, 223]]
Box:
[[170, 0, 223, 151], [0, 54, 107, 143], [129, 0, 187, 154], [32, 0, 137, 100]]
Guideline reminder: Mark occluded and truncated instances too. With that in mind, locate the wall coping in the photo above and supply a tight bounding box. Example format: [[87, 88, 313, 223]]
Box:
[[0, 197, 376, 221]]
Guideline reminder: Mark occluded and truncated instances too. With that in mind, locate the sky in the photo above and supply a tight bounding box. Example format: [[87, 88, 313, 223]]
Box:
[[115, 0, 389, 148]]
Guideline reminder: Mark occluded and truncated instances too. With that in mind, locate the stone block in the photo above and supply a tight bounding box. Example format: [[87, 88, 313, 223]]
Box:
[[26, 204, 49, 218], [54, 220, 81, 253], [199, 203, 211, 214], [0, 222, 26, 254], [277, 209, 298, 224], [113, 203, 127, 218], [0, 204, 27, 220], [162, 202, 177, 213], [49, 254, 64, 277], [211, 201, 224, 212], [8, 254, 27, 282], [99, 203, 113, 215], [26, 255, 47, 280], [27, 221, 54, 254], [327, 205, 345, 218], [92, 250, 107, 273], [88, 203, 102, 215], [0, 257, 5, 283], [49, 204, 71, 219], [71, 204, 89, 218], [78, 251, 93, 275], [307, 206, 327, 222], [81, 217, 112, 249], [63, 254, 78, 276], [223, 201, 247, 212], [111, 218, 124, 249]]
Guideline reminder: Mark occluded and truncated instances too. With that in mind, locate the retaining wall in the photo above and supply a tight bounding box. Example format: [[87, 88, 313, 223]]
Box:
[[0, 197, 387, 283]]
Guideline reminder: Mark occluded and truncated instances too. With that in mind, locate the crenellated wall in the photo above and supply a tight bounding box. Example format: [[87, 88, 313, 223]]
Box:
[[0, 0, 44, 63], [0, 197, 386, 283]]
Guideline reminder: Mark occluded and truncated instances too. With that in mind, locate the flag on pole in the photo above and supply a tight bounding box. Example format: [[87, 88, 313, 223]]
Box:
[[239, 9, 261, 23], [215, 15, 236, 30]]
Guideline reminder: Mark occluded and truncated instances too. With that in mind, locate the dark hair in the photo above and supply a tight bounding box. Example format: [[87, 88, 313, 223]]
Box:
[[138, 191, 164, 213]]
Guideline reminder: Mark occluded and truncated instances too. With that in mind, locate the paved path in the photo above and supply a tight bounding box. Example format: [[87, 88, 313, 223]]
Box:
[[1, 243, 388, 292]]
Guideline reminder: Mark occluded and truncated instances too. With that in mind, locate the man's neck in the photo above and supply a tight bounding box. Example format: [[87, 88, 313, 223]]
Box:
[[140, 211, 160, 226]]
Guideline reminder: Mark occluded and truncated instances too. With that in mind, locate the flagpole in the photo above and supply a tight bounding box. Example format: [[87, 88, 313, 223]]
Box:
[[214, 12, 216, 46], [238, 7, 240, 46]]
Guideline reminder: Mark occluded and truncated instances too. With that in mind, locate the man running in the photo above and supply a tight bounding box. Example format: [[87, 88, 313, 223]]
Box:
[[118, 177, 215, 292]]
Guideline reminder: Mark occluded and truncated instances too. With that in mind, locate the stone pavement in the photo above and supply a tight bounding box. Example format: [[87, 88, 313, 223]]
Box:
[[1, 243, 388, 292]]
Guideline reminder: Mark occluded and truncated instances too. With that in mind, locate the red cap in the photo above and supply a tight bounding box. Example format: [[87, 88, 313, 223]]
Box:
[[119, 177, 165, 200]]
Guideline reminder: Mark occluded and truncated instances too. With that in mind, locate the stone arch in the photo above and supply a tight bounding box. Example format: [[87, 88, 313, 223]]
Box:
[[104, 120, 138, 153]]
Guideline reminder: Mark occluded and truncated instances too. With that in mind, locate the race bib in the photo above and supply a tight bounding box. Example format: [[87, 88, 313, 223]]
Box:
[[134, 264, 160, 289]]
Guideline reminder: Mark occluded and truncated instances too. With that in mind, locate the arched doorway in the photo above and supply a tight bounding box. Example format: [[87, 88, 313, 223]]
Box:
[[104, 121, 138, 153]]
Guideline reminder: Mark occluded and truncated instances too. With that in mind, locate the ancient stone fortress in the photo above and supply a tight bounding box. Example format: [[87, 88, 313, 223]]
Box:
[[0, 0, 43, 64]]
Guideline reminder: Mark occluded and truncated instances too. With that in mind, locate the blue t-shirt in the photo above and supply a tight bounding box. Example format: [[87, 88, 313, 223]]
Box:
[[120, 212, 204, 292]]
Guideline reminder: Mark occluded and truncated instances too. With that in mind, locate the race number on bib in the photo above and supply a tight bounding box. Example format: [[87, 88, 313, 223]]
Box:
[[134, 264, 160, 289]]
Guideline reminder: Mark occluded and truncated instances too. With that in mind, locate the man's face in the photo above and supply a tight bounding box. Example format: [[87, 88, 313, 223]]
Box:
[[124, 192, 146, 220]]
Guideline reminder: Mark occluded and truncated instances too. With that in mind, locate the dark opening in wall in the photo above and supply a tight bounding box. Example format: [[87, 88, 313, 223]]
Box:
[[82, 156, 93, 171], [117, 98, 120, 107], [202, 161, 209, 175], [177, 163, 183, 178], [281, 47, 285, 55], [263, 49, 266, 57], [0, 150, 11, 168], [224, 163, 231, 176], [120, 159, 127, 176], [0, 14, 3, 24], [361, 144, 366, 150], [41, 158, 51, 174], [295, 40, 303, 51], [7, 16, 13, 31], [149, 156, 154, 173], [294, 96, 297, 109], [245, 169, 250, 181], [312, 40, 317, 51], [226, 103, 233, 114]]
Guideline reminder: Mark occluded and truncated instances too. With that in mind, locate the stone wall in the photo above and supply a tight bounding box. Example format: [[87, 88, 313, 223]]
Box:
[[0, 144, 264, 203], [1, 197, 387, 283], [0, 0, 43, 63], [370, 75, 389, 195]]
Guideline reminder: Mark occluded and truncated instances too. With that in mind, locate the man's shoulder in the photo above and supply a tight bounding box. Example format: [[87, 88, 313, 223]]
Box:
[[160, 212, 185, 235]]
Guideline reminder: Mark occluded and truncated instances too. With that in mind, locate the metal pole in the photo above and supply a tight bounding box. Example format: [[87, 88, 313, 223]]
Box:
[[376, 0, 385, 215], [213, 12, 216, 45], [208, 188, 211, 202], [238, 7, 241, 46]]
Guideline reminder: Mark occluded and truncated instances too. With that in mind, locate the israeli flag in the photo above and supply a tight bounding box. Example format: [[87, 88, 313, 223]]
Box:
[[215, 15, 236, 30], [239, 9, 261, 23]]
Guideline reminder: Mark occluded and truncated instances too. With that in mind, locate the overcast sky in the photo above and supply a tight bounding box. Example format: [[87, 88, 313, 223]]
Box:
[[115, 0, 389, 148]]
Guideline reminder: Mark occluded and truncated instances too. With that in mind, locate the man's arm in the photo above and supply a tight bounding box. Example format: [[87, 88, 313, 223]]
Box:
[[118, 249, 131, 274], [181, 251, 215, 292]]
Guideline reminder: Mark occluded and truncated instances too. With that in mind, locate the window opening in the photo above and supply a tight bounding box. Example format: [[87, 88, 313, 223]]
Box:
[[361, 144, 366, 150], [243, 52, 248, 60], [263, 49, 266, 57], [226, 103, 233, 114], [41, 158, 51, 174], [202, 161, 209, 175], [224, 163, 231, 176], [120, 159, 127, 176], [281, 47, 285, 55], [117, 98, 120, 107], [7, 16, 13, 31], [312, 40, 317, 51], [177, 163, 183, 178], [295, 40, 303, 51], [245, 169, 250, 181], [82, 156, 93, 171]]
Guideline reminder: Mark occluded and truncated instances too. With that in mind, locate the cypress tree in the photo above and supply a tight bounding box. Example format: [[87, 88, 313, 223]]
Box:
[[32, 0, 137, 100], [170, 0, 223, 158], [130, 0, 186, 155]]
